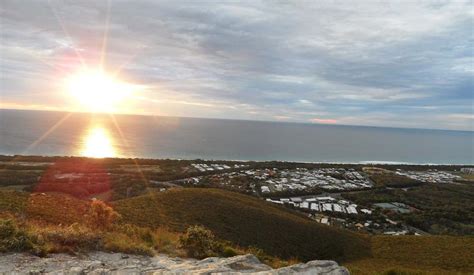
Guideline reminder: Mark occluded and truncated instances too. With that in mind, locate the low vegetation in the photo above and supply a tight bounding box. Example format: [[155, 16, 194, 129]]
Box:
[[0, 155, 473, 274], [369, 173, 422, 188], [0, 219, 39, 253], [114, 188, 371, 262], [343, 184, 474, 235], [347, 235, 474, 274], [0, 190, 295, 267], [0, 186, 473, 273], [179, 225, 218, 258]]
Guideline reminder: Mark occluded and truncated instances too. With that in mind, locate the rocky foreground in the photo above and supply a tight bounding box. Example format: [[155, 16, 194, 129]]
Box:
[[0, 252, 349, 274]]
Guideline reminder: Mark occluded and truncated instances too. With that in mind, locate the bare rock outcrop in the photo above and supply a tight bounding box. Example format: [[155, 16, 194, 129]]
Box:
[[0, 252, 349, 274]]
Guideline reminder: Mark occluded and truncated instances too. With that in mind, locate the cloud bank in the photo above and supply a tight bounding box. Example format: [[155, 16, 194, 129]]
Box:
[[0, 0, 473, 130]]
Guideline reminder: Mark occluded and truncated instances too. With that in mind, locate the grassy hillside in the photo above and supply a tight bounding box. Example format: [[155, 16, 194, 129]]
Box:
[[0, 190, 89, 224], [1, 189, 473, 273], [113, 188, 371, 262], [348, 235, 474, 274]]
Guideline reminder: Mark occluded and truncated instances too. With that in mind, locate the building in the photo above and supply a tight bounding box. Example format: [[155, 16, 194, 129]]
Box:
[[373, 202, 411, 214], [461, 168, 474, 174]]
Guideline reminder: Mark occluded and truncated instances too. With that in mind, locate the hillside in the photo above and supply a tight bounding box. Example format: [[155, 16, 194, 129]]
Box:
[[113, 188, 371, 263], [348, 235, 474, 274], [1, 189, 473, 273], [0, 190, 90, 224]]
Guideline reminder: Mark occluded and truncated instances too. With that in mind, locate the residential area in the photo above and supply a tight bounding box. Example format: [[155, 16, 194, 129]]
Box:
[[260, 168, 373, 192], [394, 169, 462, 183], [190, 163, 248, 172], [183, 167, 374, 194], [264, 194, 422, 235]]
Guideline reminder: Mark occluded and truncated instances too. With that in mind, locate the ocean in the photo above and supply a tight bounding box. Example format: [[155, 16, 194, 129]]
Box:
[[0, 109, 472, 164]]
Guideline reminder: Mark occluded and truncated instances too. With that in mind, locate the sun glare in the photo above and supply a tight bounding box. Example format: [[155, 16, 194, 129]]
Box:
[[81, 126, 117, 158], [65, 69, 135, 113]]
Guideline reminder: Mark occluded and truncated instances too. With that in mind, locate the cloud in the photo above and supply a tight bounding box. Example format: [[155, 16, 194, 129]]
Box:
[[0, 0, 472, 130], [310, 118, 338, 124]]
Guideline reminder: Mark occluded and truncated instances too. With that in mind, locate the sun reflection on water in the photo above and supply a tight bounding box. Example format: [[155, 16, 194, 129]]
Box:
[[81, 126, 117, 158]]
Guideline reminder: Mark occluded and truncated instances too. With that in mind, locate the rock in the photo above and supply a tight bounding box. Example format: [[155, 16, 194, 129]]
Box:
[[269, 260, 350, 275], [0, 252, 350, 274]]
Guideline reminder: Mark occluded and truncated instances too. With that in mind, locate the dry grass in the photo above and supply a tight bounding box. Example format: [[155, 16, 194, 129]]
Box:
[[0, 190, 28, 213], [0, 217, 183, 257], [31, 223, 101, 254], [2, 189, 474, 273], [346, 235, 474, 274], [114, 188, 371, 262], [102, 232, 154, 256], [25, 193, 90, 224], [153, 227, 182, 255]]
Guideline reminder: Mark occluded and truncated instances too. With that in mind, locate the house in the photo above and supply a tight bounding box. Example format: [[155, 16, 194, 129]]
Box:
[[361, 209, 372, 214], [461, 168, 474, 174], [373, 202, 411, 214], [346, 206, 358, 214], [333, 204, 343, 212], [322, 203, 332, 211], [290, 197, 302, 203]]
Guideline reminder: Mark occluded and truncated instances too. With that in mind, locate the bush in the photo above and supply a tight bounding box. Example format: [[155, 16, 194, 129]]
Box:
[[36, 223, 101, 252], [382, 269, 423, 275], [0, 219, 35, 252], [87, 199, 121, 230], [153, 227, 180, 255], [220, 245, 238, 257], [114, 223, 159, 249], [103, 232, 154, 256], [179, 225, 217, 259]]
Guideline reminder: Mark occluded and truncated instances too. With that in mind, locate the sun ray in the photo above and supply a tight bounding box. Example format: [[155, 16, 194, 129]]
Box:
[[110, 49, 146, 78], [100, 0, 112, 70], [47, 0, 87, 68], [24, 112, 73, 154], [108, 114, 149, 186]]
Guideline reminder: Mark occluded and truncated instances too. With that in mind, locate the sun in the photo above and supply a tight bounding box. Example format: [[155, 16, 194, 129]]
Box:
[[65, 69, 135, 113]]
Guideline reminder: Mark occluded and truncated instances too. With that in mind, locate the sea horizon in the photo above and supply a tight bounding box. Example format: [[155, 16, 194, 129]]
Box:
[[1, 109, 472, 165]]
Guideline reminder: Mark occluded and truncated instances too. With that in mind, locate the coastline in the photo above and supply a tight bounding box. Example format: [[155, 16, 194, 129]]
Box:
[[1, 154, 473, 167]]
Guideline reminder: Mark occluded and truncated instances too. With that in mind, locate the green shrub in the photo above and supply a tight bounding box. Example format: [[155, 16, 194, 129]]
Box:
[[0, 219, 35, 252], [221, 245, 238, 257], [179, 225, 217, 259]]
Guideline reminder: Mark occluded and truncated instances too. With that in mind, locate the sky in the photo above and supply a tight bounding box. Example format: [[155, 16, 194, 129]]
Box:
[[0, 0, 473, 131]]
